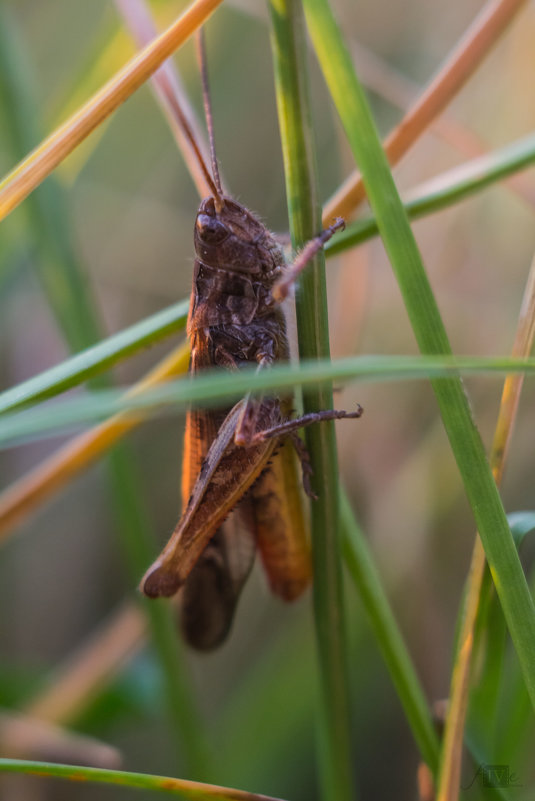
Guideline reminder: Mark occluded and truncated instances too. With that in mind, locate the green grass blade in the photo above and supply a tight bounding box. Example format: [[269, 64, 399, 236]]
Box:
[[2, 354, 535, 447], [4, 351, 535, 425], [0, 759, 284, 801], [469, 512, 535, 754], [303, 0, 535, 711], [326, 131, 535, 257], [340, 492, 440, 771], [269, 2, 355, 799], [0, 299, 188, 414]]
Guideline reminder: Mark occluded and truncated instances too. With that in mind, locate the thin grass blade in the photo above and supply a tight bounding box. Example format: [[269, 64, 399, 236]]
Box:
[[341, 492, 440, 771], [0, 759, 286, 801], [303, 0, 535, 716], [326, 131, 535, 257], [0, 300, 188, 415], [269, 1, 355, 799]]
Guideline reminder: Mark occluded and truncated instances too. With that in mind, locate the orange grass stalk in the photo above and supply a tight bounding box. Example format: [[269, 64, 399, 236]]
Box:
[[437, 252, 535, 801], [25, 603, 146, 727], [323, 0, 529, 223], [0, 0, 223, 222], [0, 710, 121, 768]]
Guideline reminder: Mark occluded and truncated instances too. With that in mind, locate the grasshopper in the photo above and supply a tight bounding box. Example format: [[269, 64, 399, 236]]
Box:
[[140, 32, 362, 649]]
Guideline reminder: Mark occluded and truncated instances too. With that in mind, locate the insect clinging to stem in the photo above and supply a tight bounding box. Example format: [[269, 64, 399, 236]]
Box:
[[140, 27, 362, 650]]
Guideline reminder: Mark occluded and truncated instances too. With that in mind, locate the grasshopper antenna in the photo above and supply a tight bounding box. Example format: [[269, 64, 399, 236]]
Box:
[[196, 27, 224, 208], [160, 76, 219, 200], [152, 52, 219, 201]]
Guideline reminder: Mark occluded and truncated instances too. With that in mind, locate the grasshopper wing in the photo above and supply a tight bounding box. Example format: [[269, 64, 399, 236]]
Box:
[[140, 399, 278, 599], [180, 438, 312, 648], [179, 499, 257, 650], [178, 402, 257, 649]]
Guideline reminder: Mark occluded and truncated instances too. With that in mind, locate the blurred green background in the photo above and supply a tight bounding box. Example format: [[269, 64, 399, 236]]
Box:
[[1, 0, 535, 799]]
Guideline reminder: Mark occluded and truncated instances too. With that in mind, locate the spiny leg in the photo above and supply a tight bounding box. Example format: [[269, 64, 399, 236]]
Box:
[[235, 218, 346, 444], [288, 432, 317, 501], [234, 350, 363, 449], [244, 406, 363, 500], [272, 217, 345, 303], [236, 216, 353, 449], [247, 405, 363, 445]]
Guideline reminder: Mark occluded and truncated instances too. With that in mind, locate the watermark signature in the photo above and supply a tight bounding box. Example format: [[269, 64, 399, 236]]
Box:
[[463, 764, 522, 790]]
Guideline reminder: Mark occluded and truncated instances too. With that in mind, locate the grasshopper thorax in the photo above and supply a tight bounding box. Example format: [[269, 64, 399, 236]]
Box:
[[194, 196, 284, 279]]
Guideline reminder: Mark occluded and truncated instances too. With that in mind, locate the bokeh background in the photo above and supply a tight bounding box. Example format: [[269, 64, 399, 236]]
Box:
[[1, 0, 535, 799]]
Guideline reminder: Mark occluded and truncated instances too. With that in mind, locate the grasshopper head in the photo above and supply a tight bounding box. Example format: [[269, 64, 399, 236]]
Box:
[[194, 196, 283, 278]]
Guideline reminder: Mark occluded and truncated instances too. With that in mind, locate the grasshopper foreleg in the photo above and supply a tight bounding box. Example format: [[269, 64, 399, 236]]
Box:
[[272, 217, 346, 303]]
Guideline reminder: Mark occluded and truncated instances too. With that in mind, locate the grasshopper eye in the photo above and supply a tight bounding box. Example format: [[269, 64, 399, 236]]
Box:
[[196, 214, 228, 244]]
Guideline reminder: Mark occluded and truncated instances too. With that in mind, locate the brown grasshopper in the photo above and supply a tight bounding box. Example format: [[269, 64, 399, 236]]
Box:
[[140, 33, 362, 649]]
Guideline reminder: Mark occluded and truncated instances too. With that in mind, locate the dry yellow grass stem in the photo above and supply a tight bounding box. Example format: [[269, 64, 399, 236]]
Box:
[[0, 342, 190, 542], [0, 0, 223, 222], [437, 252, 535, 801], [25, 602, 145, 727], [223, 0, 534, 208], [349, 41, 535, 209], [323, 0, 529, 224], [0, 709, 121, 767]]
